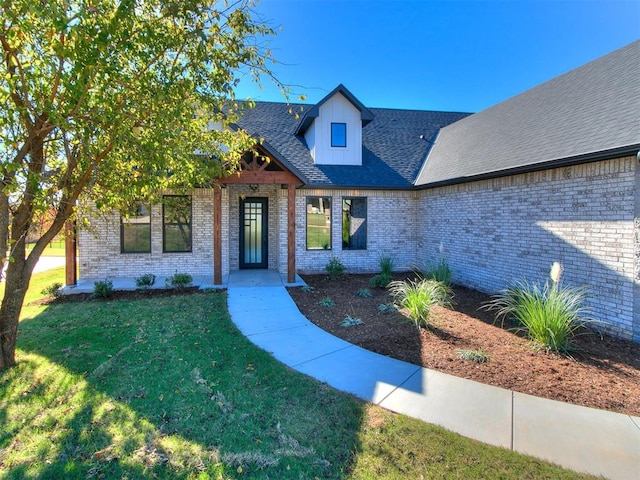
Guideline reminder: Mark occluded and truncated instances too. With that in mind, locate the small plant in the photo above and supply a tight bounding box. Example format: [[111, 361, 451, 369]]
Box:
[[340, 315, 363, 327], [370, 256, 394, 288], [377, 303, 397, 313], [369, 274, 391, 288], [301, 285, 315, 292], [356, 288, 373, 298], [379, 256, 393, 276], [458, 349, 490, 363], [166, 272, 193, 290], [135, 273, 156, 290], [388, 278, 452, 329], [92, 279, 114, 299], [484, 262, 591, 352], [41, 282, 63, 299], [421, 259, 452, 287], [319, 297, 335, 307], [325, 257, 345, 280]]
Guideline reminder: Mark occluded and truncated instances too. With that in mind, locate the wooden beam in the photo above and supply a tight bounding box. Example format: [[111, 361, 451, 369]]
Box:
[[64, 220, 77, 286], [213, 187, 222, 285], [222, 170, 300, 185], [287, 184, 296, 284]]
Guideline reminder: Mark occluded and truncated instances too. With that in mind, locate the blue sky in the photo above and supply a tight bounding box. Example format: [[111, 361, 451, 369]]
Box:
[[235, 0, 639, 113]]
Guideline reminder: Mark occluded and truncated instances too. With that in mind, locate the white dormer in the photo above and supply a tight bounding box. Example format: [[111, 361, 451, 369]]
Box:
[[295, 84, 374, 166]]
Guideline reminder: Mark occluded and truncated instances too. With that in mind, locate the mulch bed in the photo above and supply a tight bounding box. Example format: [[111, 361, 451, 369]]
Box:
[[287, 273, 640, 416]]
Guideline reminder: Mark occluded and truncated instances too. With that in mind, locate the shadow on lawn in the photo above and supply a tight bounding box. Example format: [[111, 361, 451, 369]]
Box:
[[4, 292, 365, 479]]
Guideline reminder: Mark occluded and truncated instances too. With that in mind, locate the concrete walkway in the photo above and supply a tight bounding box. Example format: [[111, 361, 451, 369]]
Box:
[[226, 270, 640, 480]]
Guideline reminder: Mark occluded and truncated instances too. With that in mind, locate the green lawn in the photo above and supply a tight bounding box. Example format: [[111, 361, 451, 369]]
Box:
[[26, 239, 66, 257], [0, 268, 596, 479]]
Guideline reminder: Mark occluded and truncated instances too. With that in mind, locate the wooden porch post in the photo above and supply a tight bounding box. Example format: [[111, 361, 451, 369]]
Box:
[[213, 186, 222, 285], [64, 219, 77, 286], [287, 184, 296, 283]]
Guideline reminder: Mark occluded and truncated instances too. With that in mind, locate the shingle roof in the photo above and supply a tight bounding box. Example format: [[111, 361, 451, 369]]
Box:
[[416, 40, 640, 187], [235, 101, 469, 188]]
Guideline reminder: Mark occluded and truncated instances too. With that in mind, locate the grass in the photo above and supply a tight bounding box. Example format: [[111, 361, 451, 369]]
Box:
[[388, 278, 453, 329], [485, 279, 591, 352], [26, 239, 66, 257], [0, 268, 596, 479]]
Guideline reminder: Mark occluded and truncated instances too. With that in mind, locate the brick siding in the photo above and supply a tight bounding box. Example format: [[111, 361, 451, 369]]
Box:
[[417, 156, 638, 341]]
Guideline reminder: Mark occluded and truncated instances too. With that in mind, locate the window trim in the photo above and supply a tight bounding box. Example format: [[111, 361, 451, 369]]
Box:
[[162, 195, 193, 253], [306, 196, 332, 251], [330, 122, 347, 148], [120, 202, 151, 254], [342, 197, 367, 250]]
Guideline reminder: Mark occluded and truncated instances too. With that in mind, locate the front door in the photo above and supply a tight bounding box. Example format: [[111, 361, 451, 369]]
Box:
[[239, 197, 268, 269]]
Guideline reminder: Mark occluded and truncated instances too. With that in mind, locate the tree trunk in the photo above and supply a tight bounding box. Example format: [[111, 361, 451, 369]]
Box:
[[0, 265, 29, 369]]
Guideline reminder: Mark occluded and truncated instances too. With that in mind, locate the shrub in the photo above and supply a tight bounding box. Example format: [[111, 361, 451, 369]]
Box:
[[41, 282, 63, 299], [377, 303, 396, 313], [484, 278, 590, 353], [340, 315, 363, 327], [370, 257, 393, 288], [325, 257, 345, 280], [319, 297, 335, 307], [166, 272, 193, 290], [92, 279, 114, 299], [135, 273, 156, 290], [379, 256, 393, 276], [369, 274, 391, 288], [356, 288, 373, 298], [301, 285, 315, 292], [388, 278, 452, 329], [421, 259, 452, 287], [458, 349, 490, 363]]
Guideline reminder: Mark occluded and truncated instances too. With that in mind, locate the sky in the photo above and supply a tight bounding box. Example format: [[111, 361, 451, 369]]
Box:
[[234, 0, 640, 113]]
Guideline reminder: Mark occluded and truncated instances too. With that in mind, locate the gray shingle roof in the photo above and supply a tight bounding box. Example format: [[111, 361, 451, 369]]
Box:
[[235, 101, 469, 188], [416, 40, 640, 187]]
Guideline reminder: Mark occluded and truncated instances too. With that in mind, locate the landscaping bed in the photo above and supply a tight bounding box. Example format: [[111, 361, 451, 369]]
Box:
[[287, 273, 640, 416]]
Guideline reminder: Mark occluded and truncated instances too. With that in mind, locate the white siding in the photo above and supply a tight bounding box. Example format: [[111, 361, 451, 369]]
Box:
[[304, 93, 363, 166]]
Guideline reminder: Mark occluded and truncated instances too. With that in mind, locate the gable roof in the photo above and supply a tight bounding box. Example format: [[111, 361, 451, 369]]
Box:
[[235, 101, 469, 189], [416, 40, 640, 187], [294, 84, 375, 135]]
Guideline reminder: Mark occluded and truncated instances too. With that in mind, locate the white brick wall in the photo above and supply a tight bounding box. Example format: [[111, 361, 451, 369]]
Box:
[[294, 189, 418, 274], [79, 189, 216, 279], [417, 156, 638, 340]]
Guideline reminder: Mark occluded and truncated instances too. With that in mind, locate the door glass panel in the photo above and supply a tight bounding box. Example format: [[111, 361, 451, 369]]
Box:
[[244, 201, 262, 264]]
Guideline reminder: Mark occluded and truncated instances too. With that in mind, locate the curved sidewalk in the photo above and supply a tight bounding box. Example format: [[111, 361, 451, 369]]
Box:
[[226, 271, 639, 480]]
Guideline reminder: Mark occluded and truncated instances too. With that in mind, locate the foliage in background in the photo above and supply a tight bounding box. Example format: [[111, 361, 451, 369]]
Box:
[[484, 263, 591, 352], [0, 0, 284, 369], [325, 257, 345, 280], [388, 278, 452, 329]]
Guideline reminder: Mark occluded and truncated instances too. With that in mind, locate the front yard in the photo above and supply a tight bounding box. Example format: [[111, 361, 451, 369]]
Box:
[[288, 273, 640, 417], [0, 268, 598, 478]]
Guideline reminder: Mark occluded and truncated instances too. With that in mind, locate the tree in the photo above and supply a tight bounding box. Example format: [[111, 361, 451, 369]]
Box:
[[0, 0, 280, 369]]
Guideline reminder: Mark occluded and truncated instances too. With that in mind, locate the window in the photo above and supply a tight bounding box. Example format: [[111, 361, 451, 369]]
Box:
[[342, 198, 367, 250], [163, 195, 192, 252], [331, 122, 347, 147], [306, 197, 331, 250], [121, 203, 151, 253]]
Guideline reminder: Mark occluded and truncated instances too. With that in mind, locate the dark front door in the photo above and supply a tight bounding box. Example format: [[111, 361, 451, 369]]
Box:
[[239, 197, 268, 269]]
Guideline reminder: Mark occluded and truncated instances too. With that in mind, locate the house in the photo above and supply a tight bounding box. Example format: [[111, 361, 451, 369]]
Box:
[[71, 40, 640, 342]]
